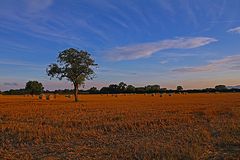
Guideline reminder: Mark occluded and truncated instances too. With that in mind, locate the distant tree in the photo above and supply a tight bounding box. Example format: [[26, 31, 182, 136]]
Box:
[[160, 88, 167, 93], [108, 84, 118, 93], [144, 85, 151, 93], [135, 87, 145, 93], [177, 86, 183, 91], [118, 82, 127, 92], [88, 87, 98, 94], [145, 85, 160, 93], [100, 87, 109, 93], [151, 85, 160, 92], [3, 89, 27, 95], [25, 81, 44, 95], [203, 88, 215, 93], [215, 85, 227, 91], [126, 85, 135, 93], [47, 48, 97, 102]]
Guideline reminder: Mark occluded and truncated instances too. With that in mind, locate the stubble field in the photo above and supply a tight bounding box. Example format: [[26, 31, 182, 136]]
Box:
[[0, 93, 240, 159]]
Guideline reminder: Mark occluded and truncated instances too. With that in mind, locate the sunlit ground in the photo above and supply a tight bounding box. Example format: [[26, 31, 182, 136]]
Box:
[[0, 93, 240, 159]]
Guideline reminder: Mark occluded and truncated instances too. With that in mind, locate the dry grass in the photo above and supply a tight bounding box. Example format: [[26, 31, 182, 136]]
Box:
[[0, 93, 240, 159]]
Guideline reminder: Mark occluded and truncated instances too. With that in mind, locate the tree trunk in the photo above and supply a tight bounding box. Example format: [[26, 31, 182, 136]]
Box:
[[74, 83, 79, 102]]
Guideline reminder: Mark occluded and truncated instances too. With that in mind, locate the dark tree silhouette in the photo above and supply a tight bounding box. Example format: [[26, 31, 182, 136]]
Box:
[[126, 85, 135, 93], [88, 87, 98, 94], [108, 84, 119, 93], [145, 85, 160, 93], [25, 81, 44, 95], [177, 86, 183, 91], [118, 82, 127, 92], [47, 48, 97, 102], [215, 85, 227, 91]]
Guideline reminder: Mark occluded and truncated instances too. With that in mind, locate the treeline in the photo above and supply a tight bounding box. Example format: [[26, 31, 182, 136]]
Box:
[[1, 89, 28, 95], [1, 81, 44, 95], [85, 83, 239, 94], [1, 82, 239, 95]]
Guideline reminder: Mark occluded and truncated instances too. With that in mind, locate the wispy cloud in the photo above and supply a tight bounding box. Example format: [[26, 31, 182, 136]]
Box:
[[96, 68, 137, 77], [160, 60, 168, 64], [25, 0, 54, 13], [227, 26, 240, 34], [230, 65, 240, 70], [172, 55, 240, 73], [158, 0, 174, 15], [0, 0, 108, 47], [0, 59, 46, 72], [0, 59, 45, 68], [106, 37, 217, 61], [3, 82, 18, 86]]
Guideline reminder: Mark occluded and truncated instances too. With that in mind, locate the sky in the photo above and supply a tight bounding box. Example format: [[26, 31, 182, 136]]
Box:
[[0, 0, 240, 91]]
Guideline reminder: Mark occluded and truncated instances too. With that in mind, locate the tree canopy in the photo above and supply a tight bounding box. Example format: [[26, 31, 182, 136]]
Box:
[[215, 85, 227, 91], [25, 81, 44, 95], [177, 86, 183, 91], [47, 48, 97, 102]]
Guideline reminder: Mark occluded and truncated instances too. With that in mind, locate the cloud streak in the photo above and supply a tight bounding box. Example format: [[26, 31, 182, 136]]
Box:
[[0, 0, 109, 48], [3, 82, 18, 86], [227, 26, 240, 34], [25, 0, 54, 13], [106, 37, 217, 61], [172, 55, 240, 73], [0, 59, 45, 68]]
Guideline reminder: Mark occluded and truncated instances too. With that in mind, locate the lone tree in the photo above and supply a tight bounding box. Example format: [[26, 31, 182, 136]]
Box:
[[47, 48, 97, 102], [25, 81, 44, 95], [177, 85, 183, 92], [215, 85, 227, 91]]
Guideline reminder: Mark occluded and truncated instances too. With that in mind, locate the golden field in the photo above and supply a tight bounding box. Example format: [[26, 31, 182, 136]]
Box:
[[0, 93, 240, 159]]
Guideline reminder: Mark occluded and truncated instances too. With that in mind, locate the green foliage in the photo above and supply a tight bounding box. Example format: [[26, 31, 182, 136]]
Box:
[[99, 83, 162, 94], [47, 48, 97, 84], [25, 81, 44, 95], [47, 48, 97, 101]]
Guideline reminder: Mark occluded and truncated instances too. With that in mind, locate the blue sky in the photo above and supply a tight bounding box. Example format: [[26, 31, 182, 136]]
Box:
[[0, 0, 240, 90]]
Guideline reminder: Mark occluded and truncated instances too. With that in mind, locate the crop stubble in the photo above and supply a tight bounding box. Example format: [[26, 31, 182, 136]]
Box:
[[0, 93, 239, 159]]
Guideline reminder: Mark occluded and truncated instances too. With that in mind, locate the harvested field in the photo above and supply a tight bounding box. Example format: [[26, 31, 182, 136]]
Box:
[[0, 93, 240, 159]]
